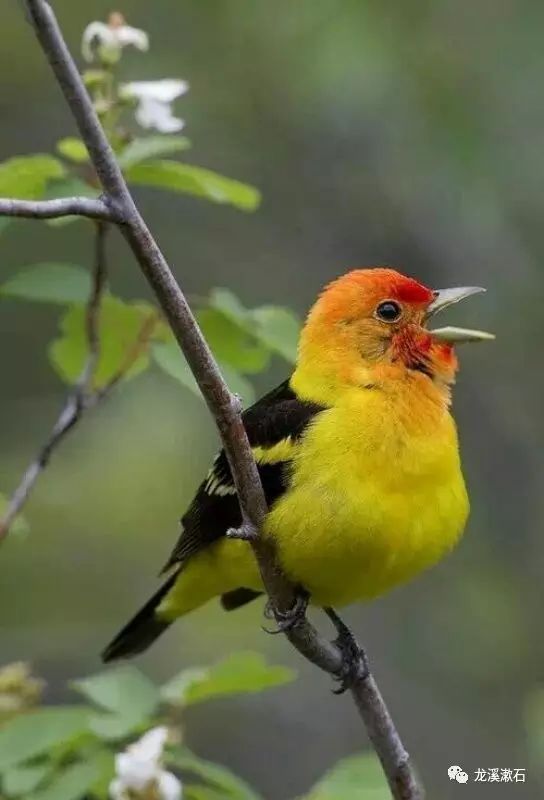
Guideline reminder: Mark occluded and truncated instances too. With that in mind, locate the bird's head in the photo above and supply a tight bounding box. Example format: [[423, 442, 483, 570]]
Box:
[[294, 267, 493, 404]]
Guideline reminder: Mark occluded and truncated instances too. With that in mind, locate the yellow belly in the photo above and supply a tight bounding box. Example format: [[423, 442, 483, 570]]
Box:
[[161, 384, 469, 617], [269, 389, 469, 606]]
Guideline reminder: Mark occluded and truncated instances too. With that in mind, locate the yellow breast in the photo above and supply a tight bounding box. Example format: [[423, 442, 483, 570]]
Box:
[[266, 380, 469, 607]]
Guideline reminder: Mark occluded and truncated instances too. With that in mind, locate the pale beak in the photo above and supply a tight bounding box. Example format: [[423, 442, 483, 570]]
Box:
[[426, 286, 495, 344]]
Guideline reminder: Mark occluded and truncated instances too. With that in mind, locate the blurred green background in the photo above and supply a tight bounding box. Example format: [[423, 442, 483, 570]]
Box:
[[1, 1, 542, 798]]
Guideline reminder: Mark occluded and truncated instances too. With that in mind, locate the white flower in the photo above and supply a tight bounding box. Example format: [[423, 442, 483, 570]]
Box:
[[109, 727, 182, 800], [82, 13, 149, 63], [120, 80, 189, 133], [157, 771, 183, 800]]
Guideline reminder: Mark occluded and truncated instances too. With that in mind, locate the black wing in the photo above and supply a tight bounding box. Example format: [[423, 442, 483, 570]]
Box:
[[161, 379, 324, 573]]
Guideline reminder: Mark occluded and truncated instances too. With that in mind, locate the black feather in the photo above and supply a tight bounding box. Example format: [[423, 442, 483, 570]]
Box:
[[101, 573, 177, 662], [221, 588, 263, 610], [161, 379, 324, 572], [101, 379, 325, 661]]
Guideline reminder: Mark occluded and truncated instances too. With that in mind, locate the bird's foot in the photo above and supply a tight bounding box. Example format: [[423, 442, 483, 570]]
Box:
[[263, 589, 310, 634], [325, 607, 369, 694], [226, 523, 257, 542]]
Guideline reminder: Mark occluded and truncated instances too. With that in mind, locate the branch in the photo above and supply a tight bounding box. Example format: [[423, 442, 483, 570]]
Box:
[[0, 196, 116, 221], [81, 221, 108, 383], [96, 312, 159, 399], [2, 3, 424, 797], [0, 223, 157, 542], [0, 221, 108, 541]]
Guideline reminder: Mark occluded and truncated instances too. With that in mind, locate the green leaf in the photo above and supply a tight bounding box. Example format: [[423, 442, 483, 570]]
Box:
[[0, 264, 91, 305], [72, 666, 159, 737], [152, 341, 254, 403], [0, 707, 91, 771], [206, 290, 272, 382], [184, 787, 226, 800], [44, 177, 98, 200], [160, 667, 209, 705], [29, 758, 104, 800], [2, 761, 53, 796], [208, 289, 299, 363], [161, 652, 295, 706], [118, 135, 191, 168], [169, 749, 263, 800], [197, 309, 270, 374], [301, 754, 389, 800], [0, 493, 29, 538], [56, 138, 89, 164], [87, 711, 143, 741], [152, 341, 199, 395], [85, 748, 115, 798], [126, 160, 261, 211], [49, 297, 154, 389], [0, 155, 65, 199], [82, 69, 109, 89], [219, 363, 255, 404], [251, 306, 300, 362], [208, 288, 249, 323]]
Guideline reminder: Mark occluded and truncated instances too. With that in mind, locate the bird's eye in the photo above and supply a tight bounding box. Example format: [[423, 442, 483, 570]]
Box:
[[375, 300, 402, 323]]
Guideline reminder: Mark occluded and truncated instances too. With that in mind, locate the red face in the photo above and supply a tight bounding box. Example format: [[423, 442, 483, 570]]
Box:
[[308, 268, 459, 383]]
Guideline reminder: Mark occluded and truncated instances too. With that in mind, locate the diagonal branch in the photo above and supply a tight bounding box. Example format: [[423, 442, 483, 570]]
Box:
[[0, 196, 117, 221], [0, 3, 424, 797]]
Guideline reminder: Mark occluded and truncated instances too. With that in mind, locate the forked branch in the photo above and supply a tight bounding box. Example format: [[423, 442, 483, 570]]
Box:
[[0, 222, 158, 541]]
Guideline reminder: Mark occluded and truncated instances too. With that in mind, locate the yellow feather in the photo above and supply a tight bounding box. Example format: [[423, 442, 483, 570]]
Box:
[[104, 268, 487, 664], [252, 437, 295, 464], [268, 380, 468, 606], [160, 372, 468, 618]]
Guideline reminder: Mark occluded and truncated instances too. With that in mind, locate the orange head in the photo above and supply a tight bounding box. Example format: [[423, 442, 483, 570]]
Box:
[[294, 267, 493, 404]]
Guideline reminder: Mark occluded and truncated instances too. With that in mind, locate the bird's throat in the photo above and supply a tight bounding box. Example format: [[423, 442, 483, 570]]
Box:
[[392, 327, 458, 388]]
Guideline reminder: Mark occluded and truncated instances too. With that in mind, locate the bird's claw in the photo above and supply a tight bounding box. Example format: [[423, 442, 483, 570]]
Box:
[[332, 633, 369, 694], [262, 589, 309, 634], [325, 608, 369, 694], [226, 524, 257, 541]]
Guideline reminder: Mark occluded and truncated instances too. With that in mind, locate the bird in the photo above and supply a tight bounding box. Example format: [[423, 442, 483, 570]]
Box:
[[102, 267, 493, 666]]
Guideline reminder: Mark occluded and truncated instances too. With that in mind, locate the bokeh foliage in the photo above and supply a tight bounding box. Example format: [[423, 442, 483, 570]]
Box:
[[0, 658, 389, 800]]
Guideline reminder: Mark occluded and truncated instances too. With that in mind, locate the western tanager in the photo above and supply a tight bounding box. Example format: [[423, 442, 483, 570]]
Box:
[[103, 268, 492, 664]]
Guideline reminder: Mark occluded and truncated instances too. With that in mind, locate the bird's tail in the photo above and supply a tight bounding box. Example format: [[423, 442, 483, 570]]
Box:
[[101, 572, 178, 663]]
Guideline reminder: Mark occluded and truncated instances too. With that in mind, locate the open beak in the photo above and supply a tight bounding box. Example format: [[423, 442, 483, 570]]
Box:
[[426, 286, 495, 344]]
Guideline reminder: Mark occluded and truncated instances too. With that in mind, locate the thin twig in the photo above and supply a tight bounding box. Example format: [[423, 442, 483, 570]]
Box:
[[0, 225, 160, 541], [95, 312, 159, 400], [0, 222, 108, 540], [0, 396, 79, 540], [0, 3, 424, 797], [80, 221, 108, 386], [0, 196, 116, 221]]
